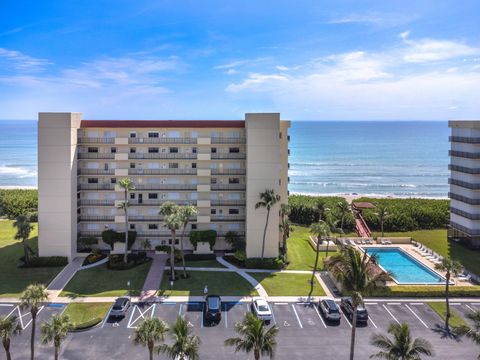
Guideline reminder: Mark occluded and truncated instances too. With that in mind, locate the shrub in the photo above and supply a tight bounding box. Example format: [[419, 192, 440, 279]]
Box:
[[184, 253, 217, 261], [234, 250, 246, 262], [371, 285, 480, 298], [223, 255, 244, 268], [224, 231, 245, 251], [82, 251, 106, 266], [71, 318, 102, 331], [189, 230, 217, 250], [21, 256, 68, 268], [107, 252, 150, 270], [245, 257, 285, 270], [101, 229, 137, 250], [155, 245, 170, 252], [0, 189, 38, 219], [78, 236, 98, 252]]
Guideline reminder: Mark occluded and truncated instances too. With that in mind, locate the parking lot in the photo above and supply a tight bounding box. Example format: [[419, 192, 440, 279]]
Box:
[[2, 300, 479, 359]]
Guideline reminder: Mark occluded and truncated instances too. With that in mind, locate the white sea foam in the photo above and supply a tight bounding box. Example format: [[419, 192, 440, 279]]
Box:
[[0, 165, 37, 178]]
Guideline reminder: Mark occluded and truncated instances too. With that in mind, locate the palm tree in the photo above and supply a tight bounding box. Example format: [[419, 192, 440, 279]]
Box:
[[20, 283, 49, 360], [255, 189, 280, 260], [279, 203, 291, 255], [158, 315, 201, 360], [337, 201, 351, 233], [309, 221, 330, 298], [118, 177, 135, 263], [225, 312, 278, 360], [329, 247, 390, 360], [133, 317, 169, 360], [453, 310, 480, 359], [177, 205, 197, 279], [374, 204, 389, 237], [370, 322, 433, 360], [159, 202, 182, 281], [434, 258, 463, 333], [0, 315, 21, 360], [13, 215, 33, 264], [315, 199, 330, 221], [41, 314, 72, 360]]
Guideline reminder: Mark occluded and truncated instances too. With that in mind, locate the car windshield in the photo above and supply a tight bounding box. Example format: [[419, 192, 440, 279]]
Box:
[[257, 303, 269, 312], [208, 297, 220, 309], [113, 300, 125, 309], [357, 309, 367, 314]]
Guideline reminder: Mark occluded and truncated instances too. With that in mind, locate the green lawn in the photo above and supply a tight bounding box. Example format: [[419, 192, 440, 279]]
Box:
[[0, 220, 64, 297], [158, 271, 257, 296], [372, 229, 480, 274], [286, 225, 337, 271], [249, 272, 326, 296], [427, 302, 467, 327], [63, 302, 112, 329], [61, 262, 151, 297]]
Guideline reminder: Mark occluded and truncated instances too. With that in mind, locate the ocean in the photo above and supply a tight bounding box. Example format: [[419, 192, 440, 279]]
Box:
[[0, 120, 450, 197]]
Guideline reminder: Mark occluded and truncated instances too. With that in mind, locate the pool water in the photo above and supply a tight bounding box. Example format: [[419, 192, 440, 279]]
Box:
[[364, 247, 445, 284]]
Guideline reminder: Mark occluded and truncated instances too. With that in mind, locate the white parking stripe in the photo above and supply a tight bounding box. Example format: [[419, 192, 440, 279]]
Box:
[[224, 304, 228, 329], [291, 305, 303, 328], [275, 303, 288, 305], [340, 309, 352, 328], [6, 305, 18, 319], [200, 303, 204, 329], [450, 303, 461, 306], [313, 305, 327, 328], [405, 304, 429, 329], [365, 302, 378, 305], [0, 304, 14, 307], [101, 305, 113, 328], [465, 304, 475, 312], [387, 302, 401, 305], [271, 306, 277, 325], [178, 304, 183, 315], [409, 303, 425, 306], [383, 305, 400, 325], [368, 314, 378, 329]]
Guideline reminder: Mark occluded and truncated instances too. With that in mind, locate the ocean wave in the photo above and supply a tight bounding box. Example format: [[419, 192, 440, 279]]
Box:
[[289, 191, 448, 200], [0, 165, 37, 178]]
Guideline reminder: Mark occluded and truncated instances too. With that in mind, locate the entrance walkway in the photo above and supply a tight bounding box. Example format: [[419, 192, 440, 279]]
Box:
[[141, 254, 168, 300], [47, 257, 84, 300]]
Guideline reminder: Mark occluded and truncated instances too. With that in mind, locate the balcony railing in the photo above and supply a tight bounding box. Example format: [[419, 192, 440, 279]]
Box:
[[211, 169, 246, 175], [210, 200, 246, 206], [134, 184, 197, 191], [137, 231, 177, 237], [216, 231, 245, 237], [129, 199, 197, 206], [129, 138, 197, 144], [78, 200, 115, 206], [450, 221, 480, 236], [449, 178, 480, 190], [211, 153, 246, 159], [211, 184, 246, 191], [450, 207, 480, 220], [448, 192, 480, 205], [78, 184, 115, 190], [449, 150, 480, 159], [78, 169, 115, 175], [78, 137, 115, 144], [210, 215, 245, 222], [78, 215, 115, 222], [449, 164, 480, 174], [129, 153, 197, 160], [211, 137, 246, 144], [78, 153, 115, 159], [129, 216, 164, 222], [78, 231, 102, 237], [449, 136, 480, 144], [129, 169, 197, 175]]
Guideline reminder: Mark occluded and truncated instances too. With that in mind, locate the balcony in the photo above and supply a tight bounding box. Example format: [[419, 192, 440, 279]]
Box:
[[449, 136, 480, 144], [78, 231, 102, 237], [449, 178, 480, 190], [211, 153, 246, 160], [78, 215, 115, 222], [129, 137, 197, 144], [129, 216, 164, 222], [449, 150, 480, 159], [450, 207, 480, 220], [134, 184, 197, 191], [211, 184, 246, 191], [78, 184, 115, 190], [129, 199, 197, 206], [129, 169, 197, 175], [217, 231, 245, 237], [211, 137, 246, 144], [449, 192, 480, 205], [210, 200, 246, 206], [450, 221, 480, 236], [129, 153, 197, 160], [78, 200, 115, 206], [210, 215, 245, 222], [78, 153, 115, 159], [78, 169, 115, 175], [78, 137, 115, 144], [211, 169, 246, 175], [449, 164, 480, 174], [137, 231, 177, 237]]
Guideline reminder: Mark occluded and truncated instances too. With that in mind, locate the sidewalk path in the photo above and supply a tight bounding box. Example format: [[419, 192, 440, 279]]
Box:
[[141, 254, 168, 300], [216, 256, 269, 298], [47, 257, 84, 301]]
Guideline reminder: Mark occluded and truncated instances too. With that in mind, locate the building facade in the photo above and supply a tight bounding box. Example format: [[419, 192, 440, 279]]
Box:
[[448, 120, 480, 249], [38, 112, 290, 260]]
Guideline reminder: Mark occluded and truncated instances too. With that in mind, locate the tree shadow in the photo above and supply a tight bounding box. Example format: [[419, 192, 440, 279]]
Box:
[[431, 323, 463, 342]]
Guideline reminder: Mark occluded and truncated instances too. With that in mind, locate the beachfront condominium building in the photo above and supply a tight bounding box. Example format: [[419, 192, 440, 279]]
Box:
[[448, 120, 480, 249], [38, 112, 290, 260]]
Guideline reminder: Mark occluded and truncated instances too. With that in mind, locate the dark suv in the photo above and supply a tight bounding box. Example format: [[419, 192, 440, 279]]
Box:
[[204, 295, 222, 325], [340, 297, 369, 324]]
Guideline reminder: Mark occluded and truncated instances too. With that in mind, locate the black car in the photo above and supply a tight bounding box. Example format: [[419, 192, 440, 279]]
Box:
[[340, 297, 369, 324], [110, 296, 131, 318], [318, 298, 341, 322], [204, 295, 222, 325]]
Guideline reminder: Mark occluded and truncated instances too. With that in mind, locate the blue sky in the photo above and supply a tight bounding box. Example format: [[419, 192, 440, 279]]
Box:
[[0, 0, 479, 120]]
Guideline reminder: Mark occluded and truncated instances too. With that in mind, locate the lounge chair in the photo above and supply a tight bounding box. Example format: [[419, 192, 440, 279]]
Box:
[[458, 274, 472, 282]]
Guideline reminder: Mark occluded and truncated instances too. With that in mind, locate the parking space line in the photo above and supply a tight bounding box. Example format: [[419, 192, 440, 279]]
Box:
[[365, 302, 378, 305], [101, 305, 113, 328], [409, 303, 425, 306], [450, 303, 461, 306], [200, 303, 204, 329], [275, 303, 288, 305], [224, 303, 228, 329], [6, 306, 18, 318], [368, 314, 378, 329], [465, 304, 475, 312], [0, 304, 14, 307], [291, 305, 303, 328], [313, 305, 327, 328], [382, 304, 400, 325], [128, 304, 155, 329], [405, 304, 428, 329], [271, 306, 277, 325], [178, 304, 183, 315], [340, 309, 352, 328], [387, 302, 401, 305]]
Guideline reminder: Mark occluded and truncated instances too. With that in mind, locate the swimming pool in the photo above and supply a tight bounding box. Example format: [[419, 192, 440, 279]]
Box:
[[363, 247, 445, 285]]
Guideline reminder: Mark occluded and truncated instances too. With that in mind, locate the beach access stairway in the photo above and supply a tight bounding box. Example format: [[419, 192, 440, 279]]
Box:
[[355, 212, 371, 238]]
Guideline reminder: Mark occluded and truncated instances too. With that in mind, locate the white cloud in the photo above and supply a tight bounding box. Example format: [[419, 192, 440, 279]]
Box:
[[225, 69, 237, 75], [0, 48, 52, 72], [276, 65, 289, 71], [226, 73, 289, 92], [328, 12, 417, 27]]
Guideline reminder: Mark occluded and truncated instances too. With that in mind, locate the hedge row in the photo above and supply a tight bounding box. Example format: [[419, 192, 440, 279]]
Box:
[[371, 285, 480, 298], [101, 230, 137, 250], [21, 256, 68, 268], [189, 230, 216, 250], [71, 318, 102, 331], [0, 189, 37, 219], [356, 197, 449, 231]]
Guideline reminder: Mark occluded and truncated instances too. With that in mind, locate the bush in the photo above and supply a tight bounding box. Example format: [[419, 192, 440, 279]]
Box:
[[371, 285, 480, 298], [82, 251, 106, 266], [223, 255, 244, 268], [184, 253, 217, 261], [224, 231, 245, 251], [101, 230, 136, 250], [0, 189, 37, 219], [71, 317, 102, 331], [234, 250, 246, 262], [155, 245, 170, 252], [21, 256, 68, 268], [189, 230, 217, 250], [78, 236, 98, 252], [107, 252, 150, 270], [245, 257, 285, 270]]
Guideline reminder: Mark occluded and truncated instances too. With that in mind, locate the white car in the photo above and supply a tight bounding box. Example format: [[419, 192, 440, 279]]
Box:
[[252, 297, 273, 322]]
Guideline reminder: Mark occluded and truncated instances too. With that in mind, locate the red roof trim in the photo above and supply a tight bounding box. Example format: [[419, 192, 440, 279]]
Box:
[[80, 120, 245, 128]]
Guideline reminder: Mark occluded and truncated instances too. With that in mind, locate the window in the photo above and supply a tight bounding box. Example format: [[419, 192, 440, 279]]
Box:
[[87, 178, 98, 184], [211, 147, 217, 153], [229, 147, 240, 153], [229, 178, 240, 184], [130, 224, 136, 230], [192, 147, 197, 154], [191, 224, 197, 230], [279, 132, 282, 139], [168, 239, 179, 245], [210, 178, 217, 184], [110, 147, 117, 153], [148, 224, 158, 230], [130, 147, 136, 153], [129, 132, 136, 138], [169, 163, 179, 169], [130, 193, 135, 199], [148, 193, 158, 199], [192, 163, 197, 169], [111, 178, 116, 184], [191, 131, 198, 138], [229, 209, 239, 215], [130, 163, 136, 169], [211, 209, 217, 215], [148, 132, 159, 138], [168, 131, 180, 138], [169, 147, 178, 153], [148, 147, 159, 153], [88, 147, 98, 153]]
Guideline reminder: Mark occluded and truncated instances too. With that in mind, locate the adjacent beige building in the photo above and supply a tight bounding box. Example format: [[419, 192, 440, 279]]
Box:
[[38, 112, 290, 260]]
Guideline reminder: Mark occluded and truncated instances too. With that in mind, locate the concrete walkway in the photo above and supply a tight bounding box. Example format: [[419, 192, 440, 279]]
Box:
[[216, 256, 269, 298], [47, 257, 84, 301], [141, 254, 168, 300]]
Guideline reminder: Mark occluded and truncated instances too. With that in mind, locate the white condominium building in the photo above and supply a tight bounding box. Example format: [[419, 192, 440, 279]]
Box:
[[38, 112, 290, 260]]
